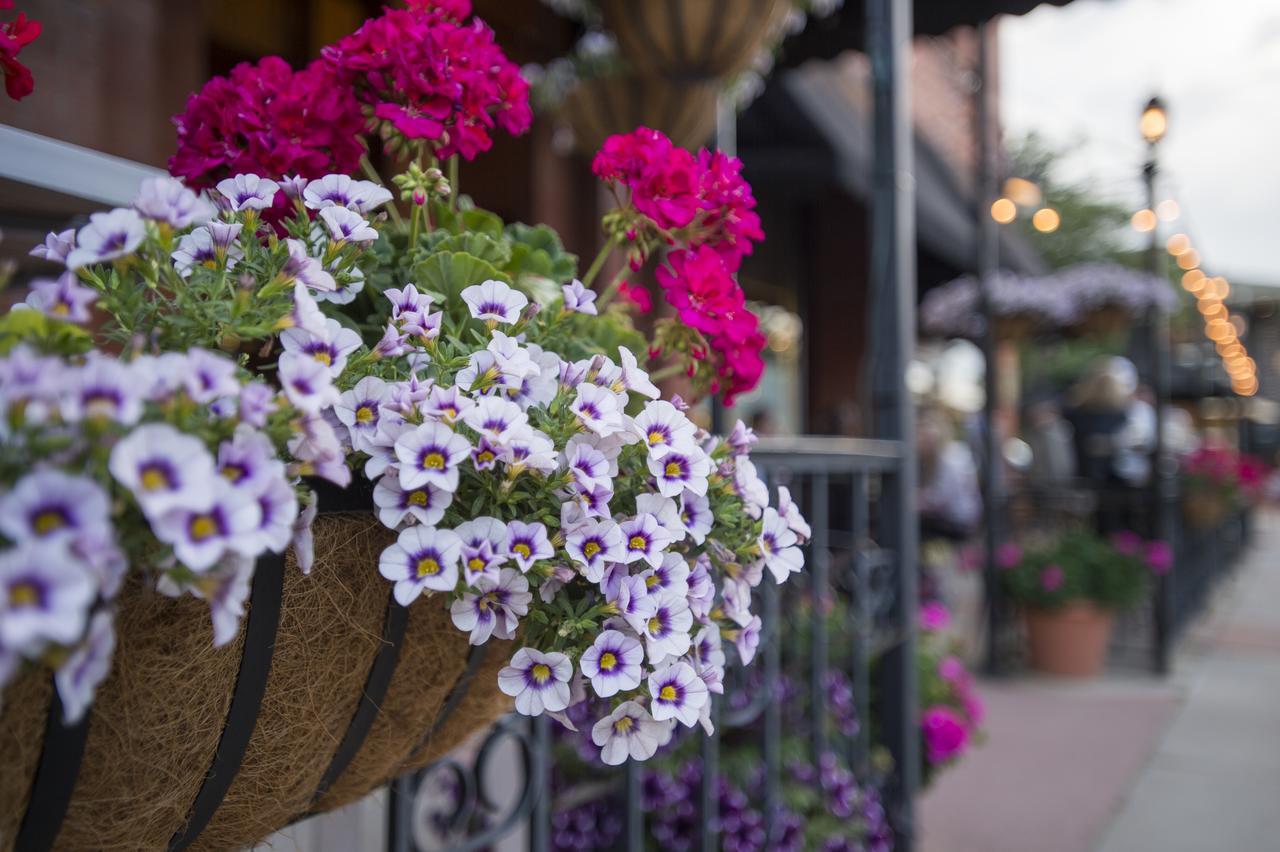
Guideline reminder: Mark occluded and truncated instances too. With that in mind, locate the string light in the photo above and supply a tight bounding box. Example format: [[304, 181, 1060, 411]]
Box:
[[1032, 207, 1061, 233], [991, 197, 1016, 224], [1131, 209, 1157, 232], [1167, 233, 1191, 255], [1157, 199, 1180, 221], [1176, 249, 1201, 270]]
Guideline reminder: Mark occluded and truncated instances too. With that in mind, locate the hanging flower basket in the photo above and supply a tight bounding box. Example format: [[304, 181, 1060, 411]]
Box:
[[1181, 490, 1230, 529], [599, 0, 790, 80], [993, 314, 1037, 342], [1075, 305, 1132, 338], [0, 508, 513, 851], [560, 74, 718, 156]]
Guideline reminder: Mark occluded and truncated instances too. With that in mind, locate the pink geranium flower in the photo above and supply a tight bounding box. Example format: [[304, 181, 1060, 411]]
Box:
[[920, 601, 951, 632], [1040, 564, 1065, 592], [922, 705, 970, 765]]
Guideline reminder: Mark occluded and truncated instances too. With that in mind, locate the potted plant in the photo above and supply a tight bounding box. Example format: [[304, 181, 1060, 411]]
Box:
[[917, 603, 984, 786], [0, 2, 799, 848], [1181, 444, 1266, 528], [1000, 531, 1160, 677]]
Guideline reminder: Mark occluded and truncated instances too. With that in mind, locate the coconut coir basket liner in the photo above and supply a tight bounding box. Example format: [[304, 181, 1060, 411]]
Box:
[[0, 506, 512, 851]]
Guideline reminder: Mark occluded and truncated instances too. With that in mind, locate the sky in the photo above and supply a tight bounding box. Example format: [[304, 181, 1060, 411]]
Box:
[[1000, 0, 1280, 286]]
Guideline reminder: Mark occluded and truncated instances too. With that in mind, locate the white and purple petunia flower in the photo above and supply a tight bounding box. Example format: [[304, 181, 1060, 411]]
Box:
[[565, 441, 612, 494], [422, 384, 472, 424], [580, 629, 644, 698], [109, 423, 217, 516], [570, 383, 624, 438], [132, 176, 215, 228], [449, 567, 531, 645], [245, 475, 299, 554], [171, 226, 244, 277], [561, 279, 598, 315], [372, 476, 450, 528], [54, 609, 115, 723], [565, 519, 625, 582], [501, 427, 559, 474], [679, 490, 713, 545], [282, 238, 338, 293], [302, 174, 392, 214], [462, 279, 528, 325], [154, 480, 262, 572], [618, 513, 673, 568], [334, 376, 392, 453], [639, 551, 690, 598], [24, 273, 97, 323], [65, 208, 146, 269], [461, 396, 528, 445], [648, 661, 709, 728], [617, 346, 660, 399], [0, 539, 96, 650], [394, 421, 471, 492], [216, 174, 280, 211], [498, 647, 572, 716], [281, 317, 362, 377], [648, 446, 711, 498], [733, 614, 762, 664], [636, 493, 684, 543], [386, 283, 431, 320], [777, 486, 812, 543], [504, 521, 553, 572], [29, 228, 75, 265], [378, 526, 462, 605], [591, 700, 672, 765], [455, 516, 509, 586], [643, 589, 694, 663], [182, 347, 243, 405], [0, 470, 107, 546], [759, 507, 805, 583], [687, 554, 716, 620], [278, 351, 341, 414], [319, 206, 378, 243], [216, 424, 285, 496]]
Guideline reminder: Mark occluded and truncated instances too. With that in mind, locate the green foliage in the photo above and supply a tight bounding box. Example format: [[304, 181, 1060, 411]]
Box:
[[0, 309, 90, 356], [1002, 528, 1151, 611]]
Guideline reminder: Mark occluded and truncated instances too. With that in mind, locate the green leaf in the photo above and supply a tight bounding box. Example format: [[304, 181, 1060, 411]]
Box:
[[504, 222, 578, 286], [411, 251, 510, 307]]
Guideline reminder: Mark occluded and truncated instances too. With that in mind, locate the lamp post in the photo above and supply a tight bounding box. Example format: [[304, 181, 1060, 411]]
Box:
[[1141, 95, 1176, 674]]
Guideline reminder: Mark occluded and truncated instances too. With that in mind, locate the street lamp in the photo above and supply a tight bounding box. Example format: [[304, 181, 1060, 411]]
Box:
[[1142, 94, 1175, 675], [1140, 96, 1168, 144]]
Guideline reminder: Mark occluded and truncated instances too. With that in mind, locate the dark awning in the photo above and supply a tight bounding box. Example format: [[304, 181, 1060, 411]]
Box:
[[780, 0, 1083, 67], [738, 62, 1045, 277]]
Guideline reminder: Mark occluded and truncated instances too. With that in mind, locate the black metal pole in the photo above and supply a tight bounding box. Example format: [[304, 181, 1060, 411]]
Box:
[[974, 21, 1005, 677], [1146, 137, 1176, 675], [867, 0, 919, 846]]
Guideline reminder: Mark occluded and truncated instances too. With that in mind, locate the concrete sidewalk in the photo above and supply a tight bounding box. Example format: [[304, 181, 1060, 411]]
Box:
[[918, 511, 1280, 852]]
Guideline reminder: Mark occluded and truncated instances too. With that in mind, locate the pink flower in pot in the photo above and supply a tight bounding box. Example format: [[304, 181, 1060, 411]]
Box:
[[922, 705, 970, 764], [1040, 564, 1065, 592]]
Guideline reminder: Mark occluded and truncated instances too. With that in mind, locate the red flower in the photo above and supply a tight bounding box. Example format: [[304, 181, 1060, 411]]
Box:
[[656, 246, 744, 337], [323, 1, 531, 161], [632, 146, 702, 231], [696, 149, 764, 272], [1, 9, 41, 101], [170, 56, 365, 190], [617, 281, 652, 314]]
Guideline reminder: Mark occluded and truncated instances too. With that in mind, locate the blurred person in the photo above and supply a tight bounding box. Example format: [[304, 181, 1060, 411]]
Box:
[[917, 405, 984, 661]]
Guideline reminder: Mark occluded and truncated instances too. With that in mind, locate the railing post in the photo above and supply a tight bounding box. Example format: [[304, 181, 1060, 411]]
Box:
[[867, 0, 919, 846], [811, 474, 831, 765]]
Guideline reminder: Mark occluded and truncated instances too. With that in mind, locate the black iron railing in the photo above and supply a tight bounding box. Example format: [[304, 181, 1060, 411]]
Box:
[[387, 435, 918, 851]]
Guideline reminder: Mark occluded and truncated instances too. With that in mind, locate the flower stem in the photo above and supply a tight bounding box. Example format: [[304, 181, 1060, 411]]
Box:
[[448, 156, 459, 212], [581, 238, 616, 289], [646, 362, 684, 382], [360, 153, 403, 227], [593, 266, 631, 310]]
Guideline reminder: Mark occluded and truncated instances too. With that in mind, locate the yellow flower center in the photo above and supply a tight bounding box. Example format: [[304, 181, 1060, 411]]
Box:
[[647, 616, 661, 634], [32, 510, 66, 536], [629, 535, 647, 551], [664, 461, 682, 478], [613, 715, 634, 734], [221, 464, 246, 483], [599, 651, 618, 671], [468, 557, 486, 573], [415, 557, 440, 577], [52, 303, 69, 316], [422, 452, 446, 470], [583, 541, 601, 559], [647, 430, 666, 446], [645, 574, 660, 588], [513, 543, 531, 559], [355, 405, 375, 423], [659, 685, 678, 701], [140, 466, 171, 492], [313, 351, 332, 366], [189, 513, 219, 541], [9, 581, 39, 607], [531, 663, 552, 684], [477, 450, 495, 464], [407, 490, 429, 506]]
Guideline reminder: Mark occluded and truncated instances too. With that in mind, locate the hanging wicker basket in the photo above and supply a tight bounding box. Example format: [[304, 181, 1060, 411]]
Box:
[[599, 0, 790, 80], [559, 74, 718, 156], [993, 314, 1037, 342], [0, 490, 511, 852], [1075, 305, 1132, 338], [1181, 490, 1230, 529]]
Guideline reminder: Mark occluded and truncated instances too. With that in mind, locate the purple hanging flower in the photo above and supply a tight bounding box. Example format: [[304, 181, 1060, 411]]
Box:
[[580, 629, 644, 697], [498, 647, 573, 716]]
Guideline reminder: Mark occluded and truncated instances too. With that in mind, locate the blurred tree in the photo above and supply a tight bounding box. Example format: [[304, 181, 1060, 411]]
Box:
[[1008, 133, 1141, 271]]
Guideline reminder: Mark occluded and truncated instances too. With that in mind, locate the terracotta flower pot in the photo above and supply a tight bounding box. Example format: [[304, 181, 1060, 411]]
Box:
[[560, 74, 718, 157], [0, 511, 511, 852], [600, 0, 790, 80], [1024, 602, 1115, 677]]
